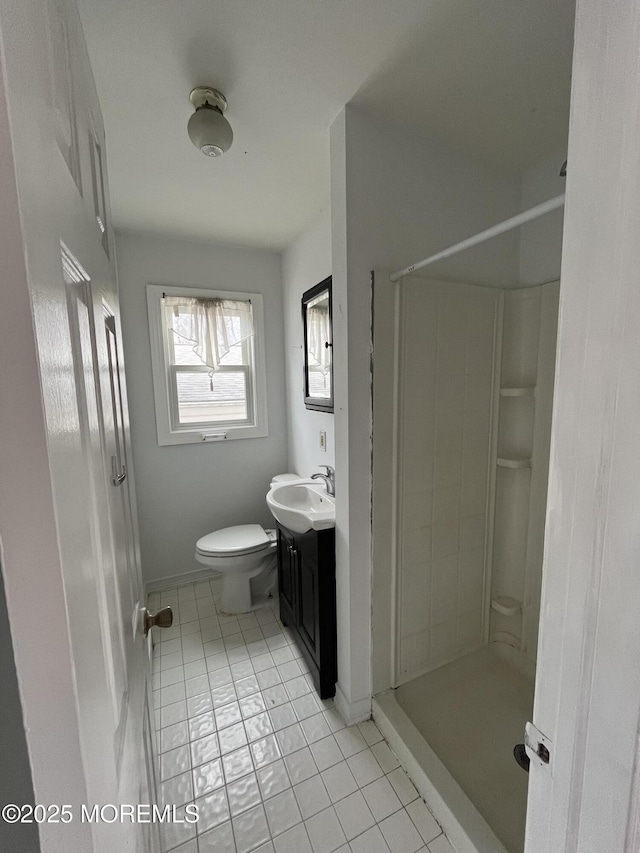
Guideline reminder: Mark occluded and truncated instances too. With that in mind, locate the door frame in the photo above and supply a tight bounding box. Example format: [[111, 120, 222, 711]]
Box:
[[525, 0, 640, 849]]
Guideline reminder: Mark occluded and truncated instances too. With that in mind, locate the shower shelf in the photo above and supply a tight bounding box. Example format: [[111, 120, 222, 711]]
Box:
[[500, 386, 535, 397], [491, 596, 522, 617], [497, 457, 531, 469]]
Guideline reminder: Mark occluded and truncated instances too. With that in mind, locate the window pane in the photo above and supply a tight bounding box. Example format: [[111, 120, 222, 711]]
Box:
[[175, 370, 248, 424], [308, 365, 331, 398]]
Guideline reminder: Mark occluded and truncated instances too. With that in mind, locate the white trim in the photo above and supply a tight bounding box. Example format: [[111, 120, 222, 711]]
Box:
[[146, 284, 269, 446], [145, 566, 220, 593], [483, 292, 503, 646], [334, 685, 371, 726], [390, 278, 402, 687]]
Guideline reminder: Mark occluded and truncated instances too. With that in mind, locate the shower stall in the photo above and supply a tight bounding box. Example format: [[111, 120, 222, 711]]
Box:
[[370, 214, 561, 852]]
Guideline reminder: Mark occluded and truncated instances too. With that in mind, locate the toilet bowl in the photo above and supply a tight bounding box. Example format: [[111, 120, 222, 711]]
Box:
[[195, 473, 300, 615], [195, 524, 277, 614]]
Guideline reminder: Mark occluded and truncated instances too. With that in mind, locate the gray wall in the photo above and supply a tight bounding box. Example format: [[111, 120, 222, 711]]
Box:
[[0, 563, 40, 853], [116, 231, 288, 586]]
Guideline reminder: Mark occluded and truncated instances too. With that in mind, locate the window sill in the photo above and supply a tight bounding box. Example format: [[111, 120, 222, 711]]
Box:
[[157, 423, 268, 446]]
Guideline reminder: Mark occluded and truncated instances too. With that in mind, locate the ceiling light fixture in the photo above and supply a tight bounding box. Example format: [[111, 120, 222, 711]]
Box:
[[187, 87, 233, 157]]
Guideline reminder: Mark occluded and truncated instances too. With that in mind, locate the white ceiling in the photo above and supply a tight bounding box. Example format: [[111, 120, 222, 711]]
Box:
[[77, 0, 576, 251]]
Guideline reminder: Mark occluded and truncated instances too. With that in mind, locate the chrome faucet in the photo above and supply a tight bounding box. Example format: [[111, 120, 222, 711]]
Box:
[[311, 465, 335, 497]]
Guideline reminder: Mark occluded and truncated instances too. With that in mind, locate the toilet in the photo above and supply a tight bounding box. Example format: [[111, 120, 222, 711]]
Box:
[[194, 474, 299, 614]]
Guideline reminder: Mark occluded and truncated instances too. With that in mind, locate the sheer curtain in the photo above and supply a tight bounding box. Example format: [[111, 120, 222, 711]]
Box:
[[307, 305, 331, 371], [163, 296, 254, 381]]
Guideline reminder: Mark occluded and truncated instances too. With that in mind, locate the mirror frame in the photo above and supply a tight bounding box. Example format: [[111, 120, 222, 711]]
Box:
[[302, 276, 333, 412]]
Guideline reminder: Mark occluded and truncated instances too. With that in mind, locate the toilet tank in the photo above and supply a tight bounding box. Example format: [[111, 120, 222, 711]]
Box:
[[269, 473, 300, 489]]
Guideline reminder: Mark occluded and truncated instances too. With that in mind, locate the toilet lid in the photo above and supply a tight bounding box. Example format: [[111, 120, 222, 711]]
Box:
[[196, 524, 270, 557]]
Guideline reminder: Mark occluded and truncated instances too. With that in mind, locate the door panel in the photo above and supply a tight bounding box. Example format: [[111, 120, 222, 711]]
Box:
[[64, 255, 127, 734], [61, 239, 154, 844], [0, 0, 158, 849], [103, 308, 139, 616]]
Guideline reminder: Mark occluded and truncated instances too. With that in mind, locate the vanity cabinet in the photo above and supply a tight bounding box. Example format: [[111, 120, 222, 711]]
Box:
[[276, 523, 337, 699]]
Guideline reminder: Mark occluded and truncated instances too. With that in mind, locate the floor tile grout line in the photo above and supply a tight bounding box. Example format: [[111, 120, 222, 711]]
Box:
[[153, 581, 449, 853]]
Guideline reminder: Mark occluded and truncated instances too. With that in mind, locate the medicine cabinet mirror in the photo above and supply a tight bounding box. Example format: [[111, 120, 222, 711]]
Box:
[[302, 276, 333, 412]]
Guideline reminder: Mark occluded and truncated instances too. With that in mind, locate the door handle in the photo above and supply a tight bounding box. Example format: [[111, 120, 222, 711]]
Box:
[[111, 455, 126, 486], [143, 606, 173, 637]]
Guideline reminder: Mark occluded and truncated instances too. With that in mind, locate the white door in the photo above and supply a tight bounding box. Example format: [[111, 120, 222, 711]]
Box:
[[525, 0, 640, 850], [0, 0, 162, 850]]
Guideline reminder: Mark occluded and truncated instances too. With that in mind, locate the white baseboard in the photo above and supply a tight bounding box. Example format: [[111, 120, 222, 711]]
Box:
[[334, 685, 372, 726], [145, 567, 220, 594]]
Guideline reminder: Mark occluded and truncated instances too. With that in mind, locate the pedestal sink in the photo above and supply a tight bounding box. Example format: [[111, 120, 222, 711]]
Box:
[[266, 480, 335, 534]]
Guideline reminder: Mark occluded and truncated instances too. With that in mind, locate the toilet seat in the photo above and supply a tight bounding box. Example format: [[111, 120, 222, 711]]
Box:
[[196, 524, 273, 558]]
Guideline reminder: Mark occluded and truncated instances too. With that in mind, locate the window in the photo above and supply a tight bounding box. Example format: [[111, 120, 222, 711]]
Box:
[[147, 285, 268, 445]]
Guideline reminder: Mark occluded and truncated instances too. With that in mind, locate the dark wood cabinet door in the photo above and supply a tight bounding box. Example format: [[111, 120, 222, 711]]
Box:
[[277, 527, 297, 625], [276, 523, 336, 699], [297, 554, 319, 666]]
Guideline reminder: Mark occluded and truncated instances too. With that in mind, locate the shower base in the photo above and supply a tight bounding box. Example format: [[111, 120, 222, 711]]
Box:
[[373, 643, 535, 853]]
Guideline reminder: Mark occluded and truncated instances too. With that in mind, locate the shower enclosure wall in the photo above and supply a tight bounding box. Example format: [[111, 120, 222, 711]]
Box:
[[371, 272, 559, 853]]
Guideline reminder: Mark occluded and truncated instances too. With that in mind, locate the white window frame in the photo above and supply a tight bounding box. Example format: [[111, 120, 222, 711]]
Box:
[[147, 284, 269, 445]]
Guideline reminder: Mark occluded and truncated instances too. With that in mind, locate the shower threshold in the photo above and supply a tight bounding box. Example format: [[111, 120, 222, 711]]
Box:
[[373, 643, 535, 853]]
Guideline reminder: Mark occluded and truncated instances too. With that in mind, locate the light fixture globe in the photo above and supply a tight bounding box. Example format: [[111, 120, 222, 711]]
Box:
[[188, 87, 233, 157]]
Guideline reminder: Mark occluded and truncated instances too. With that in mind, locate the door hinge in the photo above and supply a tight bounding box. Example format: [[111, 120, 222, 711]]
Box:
[[525, 721, 552, 768]]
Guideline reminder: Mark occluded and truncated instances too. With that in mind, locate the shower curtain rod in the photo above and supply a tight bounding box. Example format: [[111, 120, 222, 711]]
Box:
[[389, 193, 566, 282]]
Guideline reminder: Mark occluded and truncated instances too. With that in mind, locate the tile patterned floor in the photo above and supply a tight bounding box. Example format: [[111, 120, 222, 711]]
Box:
[[150, 580, 455, 853]]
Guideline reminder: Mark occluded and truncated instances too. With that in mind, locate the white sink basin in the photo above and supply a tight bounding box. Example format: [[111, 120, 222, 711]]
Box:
[[266, 480, 335, 534]]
